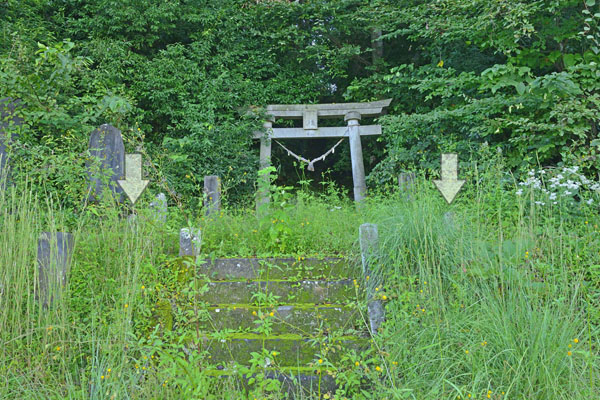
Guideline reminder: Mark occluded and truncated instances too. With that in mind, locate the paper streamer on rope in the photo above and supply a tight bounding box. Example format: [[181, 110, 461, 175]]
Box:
[[274, 135, 347, 171]]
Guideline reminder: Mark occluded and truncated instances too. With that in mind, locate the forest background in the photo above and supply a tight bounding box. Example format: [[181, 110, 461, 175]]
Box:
[[1, 0, 599, 207]]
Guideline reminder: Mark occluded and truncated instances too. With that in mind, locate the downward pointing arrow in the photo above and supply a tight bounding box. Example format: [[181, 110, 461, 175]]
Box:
[[433, 153, 465, 204], [118, 154, 149, 205]]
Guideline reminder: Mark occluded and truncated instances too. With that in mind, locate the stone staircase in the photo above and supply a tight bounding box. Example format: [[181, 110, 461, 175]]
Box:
[[181, 256, 372, 396]]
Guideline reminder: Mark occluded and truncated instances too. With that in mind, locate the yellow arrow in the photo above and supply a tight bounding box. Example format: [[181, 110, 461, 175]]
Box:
[[117, 154, 149, 205], [433, 153, 465, 204]]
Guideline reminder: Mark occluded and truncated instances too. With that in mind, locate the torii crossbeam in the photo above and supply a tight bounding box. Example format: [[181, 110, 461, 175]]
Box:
[[253, 99, 392, 204]]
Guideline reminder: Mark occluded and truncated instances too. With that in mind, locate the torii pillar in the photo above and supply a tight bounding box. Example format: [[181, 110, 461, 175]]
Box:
[[254, 99, 392, 205]]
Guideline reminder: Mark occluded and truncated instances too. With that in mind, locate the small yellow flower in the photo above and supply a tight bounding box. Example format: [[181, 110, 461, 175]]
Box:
[[568, 344, 572, 348], [107, 368, 111, 373], [269, 312, 274, 317], [392, 361, 398, 365], [252, 311, 257, 316], [375, 366, 381, 372], [567, 351, 572, 356], [465, 350, 469, 354], [141, 285, 145, 290], [573, 338, 579, 343], [318, 359, 323, 364], [355, 361, 360, 366], [55, 346, 61, 351], [124, 304, 128, 309], [366, 275, 370, 281], [101, 375, 105, 379], [375, 287, 379, 291], [467, 395, 471, 398], [271, 351, 278, 356], [382, 295, 387, 300]]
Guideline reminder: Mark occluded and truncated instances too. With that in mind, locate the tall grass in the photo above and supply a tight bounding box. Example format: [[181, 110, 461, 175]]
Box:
[[1, 160, 598, 399], [365, 167, 599, 399]]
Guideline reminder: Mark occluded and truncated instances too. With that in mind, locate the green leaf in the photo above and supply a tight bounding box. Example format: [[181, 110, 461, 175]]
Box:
[[586, 0, 595, 6]]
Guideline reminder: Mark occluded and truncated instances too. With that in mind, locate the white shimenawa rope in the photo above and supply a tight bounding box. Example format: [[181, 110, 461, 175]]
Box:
[[274, 135, 346, 171]]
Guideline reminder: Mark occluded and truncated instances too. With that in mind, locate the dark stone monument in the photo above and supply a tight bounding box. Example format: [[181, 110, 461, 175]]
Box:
[[0, 98, 23, 188], [204, 175, 221, 216], [86, 124, 125, 203], [37, 232, 74, 307]]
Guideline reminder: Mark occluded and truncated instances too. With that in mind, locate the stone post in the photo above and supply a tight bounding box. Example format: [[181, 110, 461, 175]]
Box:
[[204, 175, 221, 216], [346, 112, 366, 202], [359, 223, 384, 334], [180, 228, 201, 257], [150, 193, 168, 223], [257, 119, 273, 210], [37, 232, 74, 308], [398, 172, 416, 200]]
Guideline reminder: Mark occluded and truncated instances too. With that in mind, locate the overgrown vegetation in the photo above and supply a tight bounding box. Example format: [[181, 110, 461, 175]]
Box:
[[1, 0, 599, 204], [1, 156, 598, 399], [1, 1, 600, 399]]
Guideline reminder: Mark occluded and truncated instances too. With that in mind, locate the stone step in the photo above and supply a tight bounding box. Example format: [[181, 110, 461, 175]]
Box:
[[200, 279, 357, 305], [199, 304, 365, 336], [205, 366, 338, 397], [196, 333, 370, 367], [182, 257, 353, 281]]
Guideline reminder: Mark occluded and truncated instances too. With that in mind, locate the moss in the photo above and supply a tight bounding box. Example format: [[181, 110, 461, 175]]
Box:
[[154, 299, 173, 331]]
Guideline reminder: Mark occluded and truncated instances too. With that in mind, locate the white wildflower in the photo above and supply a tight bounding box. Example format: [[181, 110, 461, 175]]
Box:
[[587, 198, 594, 205], [516, 189, 523, 196]]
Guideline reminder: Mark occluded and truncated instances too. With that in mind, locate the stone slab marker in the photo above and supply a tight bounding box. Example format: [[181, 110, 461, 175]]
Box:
[[203, 175, 221, 216], [86, 124, 125, 203], [150, 193, 167, 223], [0, 98, 23, 189], [359, 223, 384, 334], [398, 172, 416, 200], [180, 228, 201, 257], [37, 232, 74, 307]]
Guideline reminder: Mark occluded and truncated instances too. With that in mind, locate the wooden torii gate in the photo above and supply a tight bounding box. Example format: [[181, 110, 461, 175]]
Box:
[[254, 99, 391, 204]]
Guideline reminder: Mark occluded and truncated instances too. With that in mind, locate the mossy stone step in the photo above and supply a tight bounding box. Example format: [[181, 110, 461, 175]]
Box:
[[185, 257, 352, 280], [200, 304, 364, 335], [198, 333, 370, 366], [205, 366, 338, 396], [200, 279, 357, 304]]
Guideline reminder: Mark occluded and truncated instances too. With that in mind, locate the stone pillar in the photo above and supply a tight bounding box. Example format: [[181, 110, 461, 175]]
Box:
[[37, 232, 74, 308], [345, 112, 366, 202], [204, 175, 221, 216], [359, 223, 384, 334], [150, 193, 167, 223], [257, 119, 273, 209], [180, 228, 201, 257]]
